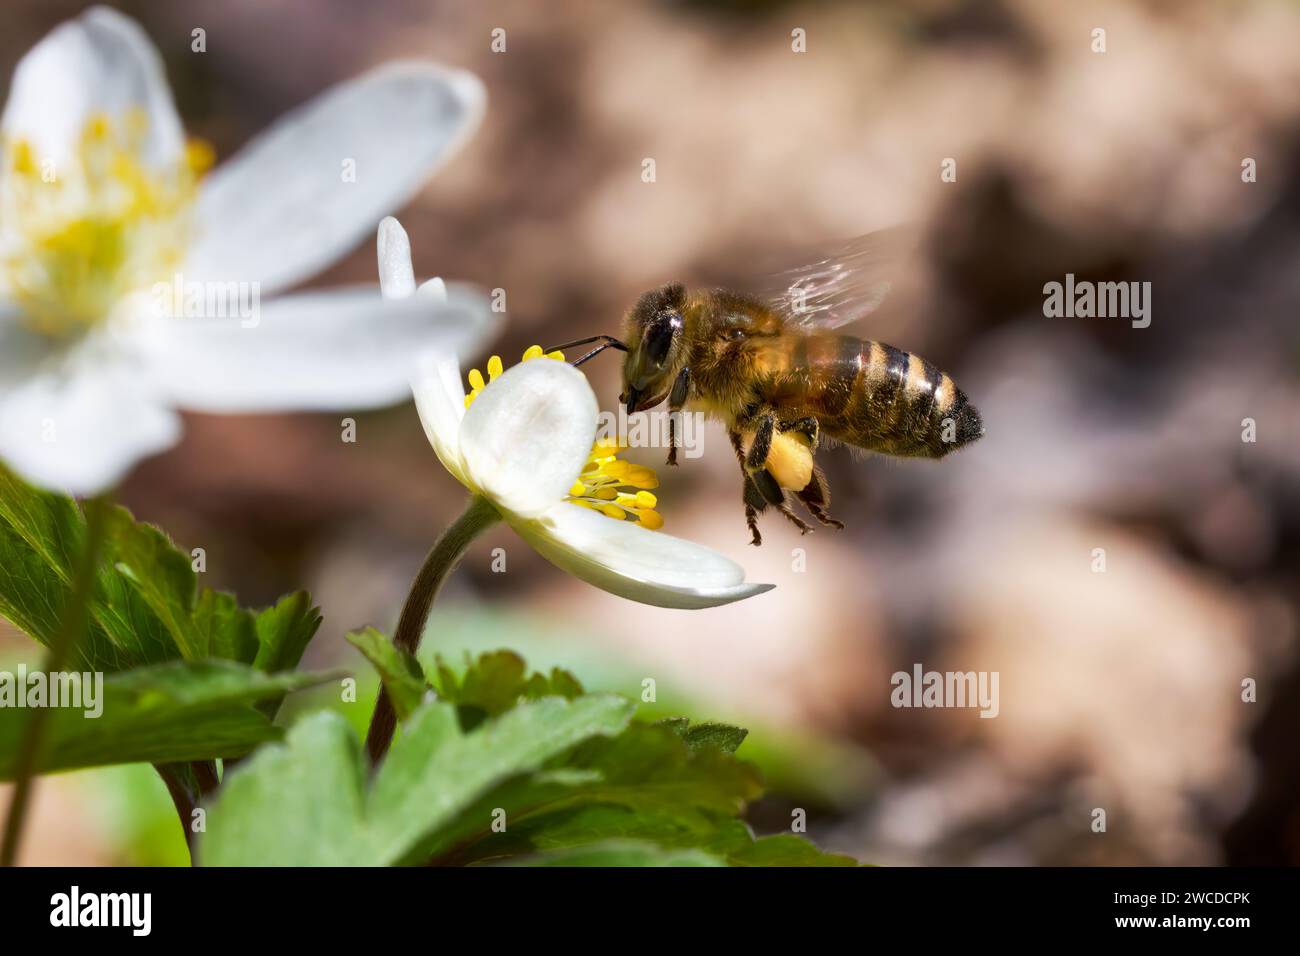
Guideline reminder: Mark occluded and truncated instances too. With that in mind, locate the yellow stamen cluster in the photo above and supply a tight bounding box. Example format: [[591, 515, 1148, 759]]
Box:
[[463, 345, 664, 530], [1, 110, 213, 338], [567, 438, 663, 529]]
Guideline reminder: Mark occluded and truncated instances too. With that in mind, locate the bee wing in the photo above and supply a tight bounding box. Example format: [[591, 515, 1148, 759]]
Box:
[[754, 227, 916, 330]]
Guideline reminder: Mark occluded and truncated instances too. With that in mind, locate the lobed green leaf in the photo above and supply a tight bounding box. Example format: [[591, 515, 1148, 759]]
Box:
[[0, 463, 321, 675], [0, 660, 336, 778], [200, 693, 636, 866]]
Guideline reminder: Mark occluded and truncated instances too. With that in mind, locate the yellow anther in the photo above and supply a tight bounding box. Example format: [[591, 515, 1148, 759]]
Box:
[[487, 355, 503, 379], [85, 113, 112, 142], [623, 466, 659, 489], [520, 344, 565, 364], [468, 368, 486, 391], [10, 140, 35, 176], [185, 139, 215, 175]]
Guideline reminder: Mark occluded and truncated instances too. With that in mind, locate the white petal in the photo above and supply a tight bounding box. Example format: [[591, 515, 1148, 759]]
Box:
[[417, 277, 448, 303], [145, 282, 497, 412], [0, 310, 55, 388], [0, 342, 180, 496], [411, 351, 469, 487], [186, 62, 485, 295], [512, 504, 775, 610], [377, 217, 415, 300], [458, 359, 596, 519], [1, 7, 183, 169]]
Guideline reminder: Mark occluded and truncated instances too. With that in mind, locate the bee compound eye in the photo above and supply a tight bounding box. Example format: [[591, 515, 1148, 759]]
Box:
[[645, 312, 678, 367]]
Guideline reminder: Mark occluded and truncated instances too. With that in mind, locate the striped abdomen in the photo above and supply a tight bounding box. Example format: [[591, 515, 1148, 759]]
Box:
[[771, 334, 983, 458]]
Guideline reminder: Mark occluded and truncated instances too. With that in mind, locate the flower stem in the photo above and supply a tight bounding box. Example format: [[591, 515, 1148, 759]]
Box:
[[0, 493, 111, 867], [156, 763, 200, 855], [365, 495, 500, 764]]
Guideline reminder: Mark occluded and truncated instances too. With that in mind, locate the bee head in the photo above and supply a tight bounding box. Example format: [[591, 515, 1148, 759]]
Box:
[[621, 283, 686, 414]]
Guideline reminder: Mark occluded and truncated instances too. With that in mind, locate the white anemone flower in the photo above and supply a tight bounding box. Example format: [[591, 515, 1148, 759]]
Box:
[[379, 224, 774, 610], [0, 7, 495, 494]]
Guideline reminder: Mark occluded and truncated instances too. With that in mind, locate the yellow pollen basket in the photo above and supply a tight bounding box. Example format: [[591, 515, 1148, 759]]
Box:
[[464, 346, 664, 530], [1, 110, 213, 338], [764, 429, 814, 492]]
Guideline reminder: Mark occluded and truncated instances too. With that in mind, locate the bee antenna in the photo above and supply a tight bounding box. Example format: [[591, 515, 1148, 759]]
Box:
[[545, 335, 630, 368]]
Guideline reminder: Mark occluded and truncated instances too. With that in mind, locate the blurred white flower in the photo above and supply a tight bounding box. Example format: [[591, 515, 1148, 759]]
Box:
[[0, 6, 497, 494], [382, 219, 774, 611]]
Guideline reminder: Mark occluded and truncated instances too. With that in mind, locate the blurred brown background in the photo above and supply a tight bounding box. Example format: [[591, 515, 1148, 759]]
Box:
[[3, 0, 1299, 865]]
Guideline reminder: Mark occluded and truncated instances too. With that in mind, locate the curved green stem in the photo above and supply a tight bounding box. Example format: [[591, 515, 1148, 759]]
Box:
[[365, 495, 500, 764], [1, 493, 111, 867]]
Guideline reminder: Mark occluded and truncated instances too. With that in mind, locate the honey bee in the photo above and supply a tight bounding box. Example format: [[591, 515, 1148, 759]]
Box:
[[548, 232, 984, 545]]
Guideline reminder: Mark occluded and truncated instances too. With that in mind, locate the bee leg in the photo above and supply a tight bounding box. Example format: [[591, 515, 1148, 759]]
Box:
[[775, 499, 814, 535], [737, 414, 815, 538], [754, 467, 787, 504], [743, 412, 776, 475], [777, 415, 820, 452], [733, 424, 779, 498], [741, 475, 767, 546], [731, 429, 769, 545], [796, 464, 845, 530], [729, 429, 751, 478], [749, 480, 812, 538], [665, 367, 691, 467]]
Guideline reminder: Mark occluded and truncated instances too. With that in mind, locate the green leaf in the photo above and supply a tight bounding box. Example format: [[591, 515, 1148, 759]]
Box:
[[107, 506, 202, 658], [201, 646, 859, 867], [658, 717, 749, 754], [426, 721, 762, 864], [254, 593, 322, 674], [426, 716, 854, 866], [450, 806, 854, 867], [193, 591, 259, 665], [725, 832, 858, 867], [369, 694, 635, 865], [0, 660, 335, 778], [0, 469, 151, 672], [346, 628, 425, 721], [430, 650, 585, 728], [200, 710, 367, 866], [411, 654, 856, 867], [200, 695, 636, 866], [501, 839, 727, 867], [0, 463, 321, 674]]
